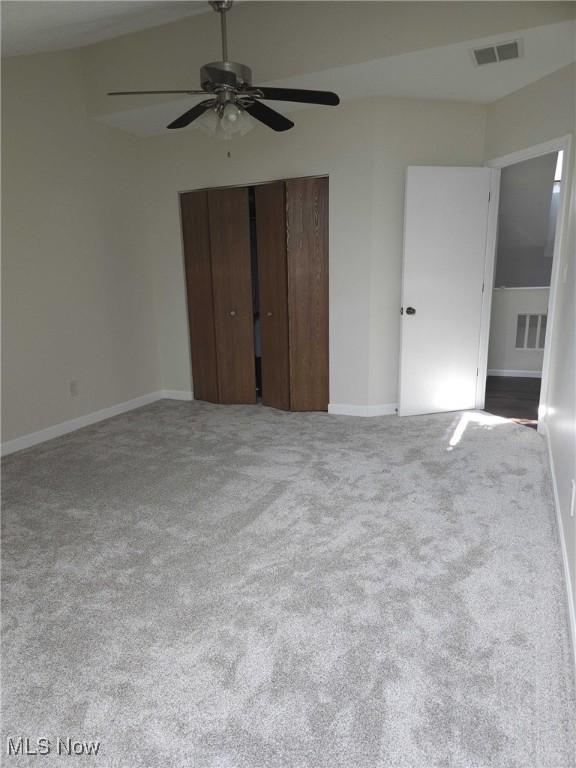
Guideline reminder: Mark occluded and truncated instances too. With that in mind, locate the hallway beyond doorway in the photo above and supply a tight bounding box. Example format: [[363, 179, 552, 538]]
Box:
[[484, 375, 541, 428]]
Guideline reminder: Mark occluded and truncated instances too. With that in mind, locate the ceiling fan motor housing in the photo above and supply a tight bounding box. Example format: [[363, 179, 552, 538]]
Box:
[[200, 61, 253, 92], [108, 0, 339, 132]]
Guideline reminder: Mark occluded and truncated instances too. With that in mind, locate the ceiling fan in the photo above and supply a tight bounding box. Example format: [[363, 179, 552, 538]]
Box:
[[108, 0, 340, 135]]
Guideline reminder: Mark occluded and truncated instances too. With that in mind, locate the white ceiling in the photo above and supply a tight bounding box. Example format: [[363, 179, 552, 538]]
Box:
[[1, 1, 208, 58], [97, 20, 576, 136]]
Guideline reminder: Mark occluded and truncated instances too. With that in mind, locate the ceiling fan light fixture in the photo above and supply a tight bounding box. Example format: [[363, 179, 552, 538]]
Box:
[[194, 107, 220, 136], [218, 102, 254, 139], [222, 101, 241, 124], [194, 101, 254, 140]]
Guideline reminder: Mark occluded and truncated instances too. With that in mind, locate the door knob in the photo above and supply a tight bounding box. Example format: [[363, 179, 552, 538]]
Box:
[[406, 307, 416, 315], [229, 310, 236, 317], [266, 311, 273, 317]]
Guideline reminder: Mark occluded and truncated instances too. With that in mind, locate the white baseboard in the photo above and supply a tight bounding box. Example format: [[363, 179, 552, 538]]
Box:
[[1, 390, 195, 456], [540, 421, 576, 672], [4, 395, 394, 452], [487, 369, 542, 378], [328, 403, 398, 417], [158, 389, 194, 401]]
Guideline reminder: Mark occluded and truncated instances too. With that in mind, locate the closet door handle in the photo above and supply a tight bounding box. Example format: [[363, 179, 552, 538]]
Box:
[[229, 310, 237, 317], [266, 311, 273, 317]]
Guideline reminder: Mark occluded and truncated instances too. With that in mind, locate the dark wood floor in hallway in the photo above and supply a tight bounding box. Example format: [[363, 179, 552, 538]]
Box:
[[484, 375, 541, 428]]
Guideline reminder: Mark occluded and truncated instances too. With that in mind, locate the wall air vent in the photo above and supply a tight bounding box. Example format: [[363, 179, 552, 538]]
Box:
[[471, 39, 522, 67]]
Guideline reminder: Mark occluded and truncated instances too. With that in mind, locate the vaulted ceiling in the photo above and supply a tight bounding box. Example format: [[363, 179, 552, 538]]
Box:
[[1, 1, 207, 58], [3, 1, 575, 136]]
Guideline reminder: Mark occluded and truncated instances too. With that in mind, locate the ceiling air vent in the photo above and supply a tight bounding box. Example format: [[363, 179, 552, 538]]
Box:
[[496, 41, 520, 61], [473, 46, 498, 66], [471, 39, 522, 67]]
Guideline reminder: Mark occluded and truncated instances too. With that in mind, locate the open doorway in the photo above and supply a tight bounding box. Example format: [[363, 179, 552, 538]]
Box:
[[484, 149, 564, 428]]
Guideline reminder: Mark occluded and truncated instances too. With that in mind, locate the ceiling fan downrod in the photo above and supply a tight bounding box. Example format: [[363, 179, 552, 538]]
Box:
[[209, 0, 233, 62], [202, 0, 253, 95]]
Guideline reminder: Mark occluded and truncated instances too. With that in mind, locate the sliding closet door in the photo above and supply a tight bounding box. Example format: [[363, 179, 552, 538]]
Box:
[[286, 177, 329, 411], [208, 187, 256, 404], [255, 182, 290, 410], [180, 190, 219, 403]]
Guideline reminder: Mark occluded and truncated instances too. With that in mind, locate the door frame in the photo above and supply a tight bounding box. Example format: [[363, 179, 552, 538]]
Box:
[[179, 173, 329, 196], [476, 134, 572, 432]]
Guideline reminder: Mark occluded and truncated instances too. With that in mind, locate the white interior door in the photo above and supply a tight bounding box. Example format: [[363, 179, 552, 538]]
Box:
[[399, 166, 497, 416]]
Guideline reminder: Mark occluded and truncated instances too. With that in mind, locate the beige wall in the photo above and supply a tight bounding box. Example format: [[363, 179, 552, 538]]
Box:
[[1, 51, 160, 442], [486, 64, 576, 630], [137, 96, 486, 407], [485, 64, 576, 160]]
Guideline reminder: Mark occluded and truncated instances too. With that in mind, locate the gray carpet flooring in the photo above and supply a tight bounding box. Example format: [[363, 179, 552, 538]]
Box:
[[2, 401, 575, 768]]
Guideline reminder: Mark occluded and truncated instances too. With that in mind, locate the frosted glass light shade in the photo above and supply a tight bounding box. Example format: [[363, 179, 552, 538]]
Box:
[[195, 103, 255, 140]]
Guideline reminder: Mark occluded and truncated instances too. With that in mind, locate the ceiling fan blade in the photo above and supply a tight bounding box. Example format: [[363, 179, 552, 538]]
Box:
[[108, 90, 206, 96], [167, 100, 215, 130], [243, 100, 294, 132], [254, 87, 340, 106]]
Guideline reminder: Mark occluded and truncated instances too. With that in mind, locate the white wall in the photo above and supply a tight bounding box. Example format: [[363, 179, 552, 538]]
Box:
[[552, 157, 576, 634], [486, 63, 576, 638], [1, 52, 160, 442], [137, 97, 486, 408], [487, 288, 549, 374]]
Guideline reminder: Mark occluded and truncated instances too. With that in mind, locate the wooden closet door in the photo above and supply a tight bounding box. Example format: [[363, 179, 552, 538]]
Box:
[[255, 182, 290, 410], [208, 187, 256, 404], [180, 190, 219, 403], [286, 177, 329, 411]]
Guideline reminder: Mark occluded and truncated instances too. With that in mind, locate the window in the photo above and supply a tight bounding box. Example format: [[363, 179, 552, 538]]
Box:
[[515, 313, 547, 349], [554, 151, 564, 182]]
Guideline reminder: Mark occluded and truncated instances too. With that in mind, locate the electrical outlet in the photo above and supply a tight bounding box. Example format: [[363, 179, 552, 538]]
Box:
[[69, 380, 79, 398], [570, 478, 576, 518]]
